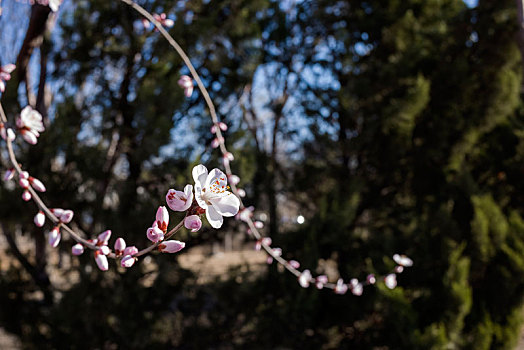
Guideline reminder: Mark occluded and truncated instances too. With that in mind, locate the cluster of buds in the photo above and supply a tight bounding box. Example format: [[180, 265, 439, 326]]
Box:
[[147, 206, 169, 243], [195, 94, 418, 296], [254, 228, 411, 295], [153, 13, 174, 28], [14, 171, 46, 202], [46, 208, 74, 247], [93, 230, 112, 271], [141, 13, 174, 30]]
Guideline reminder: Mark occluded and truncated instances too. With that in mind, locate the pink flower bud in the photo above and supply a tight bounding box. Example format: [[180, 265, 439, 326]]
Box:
[[237, 188, 246, 197], [288, 260, 300, 269], [218, 122, 228, 131], [2, 64, 16, 73], [29, 177, 46, 192], [147, 224, 164, 243], [114, 238, 126, 254], [60, 210, 74, 224], [121, 255, 136, 268], [272, 248, 282, 257], [298, 269, 312, 288], [34, 211, 45, 227], [184, 215, 202, 232], [21, 190, 31, 201], [384, 274, 397, 289], [393, 254, 413, 267], [97, 230, 112, 245], [49, 226, 61, 248], [19, 178, 29, 188], [178, 75, 193, 97], [158, 240, 185, 253], [316, 275, 328, 284], [228, 174, 240, 186], [72, 243, 84, 256], [156, 206, 169, 232], [141, 18, 151, 29], [19, 171, 29, 179], [366, 274, 376, 285], [210, 125, 217, 134], [316, 275, 328, 289], [94, 251, 109, 271], [254, 221, 264, 229], [334, 279, 348, 295], [255, 237, 272, 251], [394, 266, 404, 274], [211, 138, 220, 148], [236, 206, 254, 222], [3, 168, 14, 181], [124, 246, 138, 256], [99, 245, 110, 255], [351, 283, 363, 296], [51, 208, 64, 218], [224, 152, 234, 161]]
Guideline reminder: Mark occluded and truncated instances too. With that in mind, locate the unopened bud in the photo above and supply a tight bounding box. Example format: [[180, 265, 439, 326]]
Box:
[[34, 211, 45, 227], [97, 230, 111, 245], [29, 177, 46, 192], [60, 210, 74, 224], [21, 190, 31, 201], [121, 255, 136, 268], [94, 251, 109, 271], [99, 245, 110, 255], [72, 243, 84, 256], [123, 246, 139, 256], [158, 240, 185, 253], [49, 226, 61, 248], [114, 238, 126, 254]]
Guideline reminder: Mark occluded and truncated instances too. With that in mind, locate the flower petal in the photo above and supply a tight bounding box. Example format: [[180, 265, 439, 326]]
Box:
[[204, 168, 227, 190], [206, 205, 223, 229], [192, 164, 208, 189], [183, 184, 194, 209], [209, 192, 240, 217]]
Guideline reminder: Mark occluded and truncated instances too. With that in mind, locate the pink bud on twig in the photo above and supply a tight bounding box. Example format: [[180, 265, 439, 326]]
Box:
[[60, 210, 74, 224], [21, 190, 31, 201], [72, 243, 84, 256], [124, 246, 138, 256], [114, 238, 126, 255], [298, 269, 312, 288], [97, 230, 112, 245], [184, 215, 202, 232], [34, 211, 45, 227], [158, 240, 185, 253], [49, 226, 61, 248], [29, 177, 46, 192], [121, 255, 136, 268], [94, 251, 109, 271], [156, 206, 169, 232], [334, 279, 348, 295]]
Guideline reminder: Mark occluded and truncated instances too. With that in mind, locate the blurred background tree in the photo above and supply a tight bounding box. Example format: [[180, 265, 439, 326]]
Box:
[[1, 0, 524, 349]]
